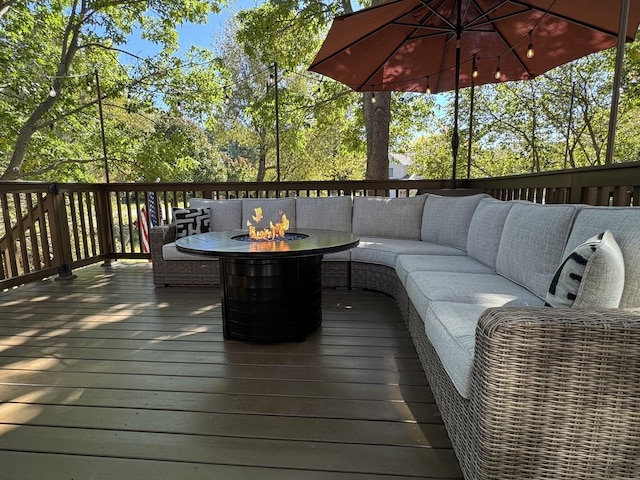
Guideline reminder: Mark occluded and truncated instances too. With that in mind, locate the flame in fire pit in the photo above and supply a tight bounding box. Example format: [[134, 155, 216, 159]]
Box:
[[247, 207, 289, 241]]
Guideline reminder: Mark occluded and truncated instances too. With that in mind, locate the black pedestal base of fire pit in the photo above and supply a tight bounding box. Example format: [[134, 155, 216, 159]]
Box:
[[220, 256, 322, 342], [174, 229, 359, 343]]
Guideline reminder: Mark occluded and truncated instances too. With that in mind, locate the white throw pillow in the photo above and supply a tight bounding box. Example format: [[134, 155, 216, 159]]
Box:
[[545, 230, 625, 308]]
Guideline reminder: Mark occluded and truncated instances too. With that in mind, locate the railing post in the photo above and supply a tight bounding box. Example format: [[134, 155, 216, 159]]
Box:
[[47, 183, 76, 281], [95, 185, 115, 266]]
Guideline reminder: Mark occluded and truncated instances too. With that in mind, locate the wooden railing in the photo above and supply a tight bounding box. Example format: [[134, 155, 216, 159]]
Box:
[[1, 162, 638, 289]]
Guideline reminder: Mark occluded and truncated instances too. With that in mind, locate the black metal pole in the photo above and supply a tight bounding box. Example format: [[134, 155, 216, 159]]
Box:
[[94, 69, 109, 183], [605, 0, 630, 164], [467, 79, 475, 179], [274, 62, 281, 182], [564, 81, 575, 169], [451, 1, 462, 189]]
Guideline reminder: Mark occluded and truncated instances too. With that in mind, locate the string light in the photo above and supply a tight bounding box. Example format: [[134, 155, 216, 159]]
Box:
[[494, 57, 502, 80], [472, 54, 479, 78], [371, 92, 376, 104], [527, 30, 535, 59], [426, 77, 431, 94]]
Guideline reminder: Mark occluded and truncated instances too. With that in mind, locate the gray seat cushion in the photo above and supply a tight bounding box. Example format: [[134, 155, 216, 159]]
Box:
[[423, 301, 493, 399], [352, 237, 465, 268], [406, 271, 544, 321], [395, 254, 494, 287], [162, 242, 218, 261]]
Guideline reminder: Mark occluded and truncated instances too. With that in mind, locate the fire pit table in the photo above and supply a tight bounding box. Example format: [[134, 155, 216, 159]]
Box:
[[175, 229, 359, 342]]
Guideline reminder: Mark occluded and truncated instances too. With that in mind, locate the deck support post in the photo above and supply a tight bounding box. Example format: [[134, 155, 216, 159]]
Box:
[[47, 183, 77, 282]]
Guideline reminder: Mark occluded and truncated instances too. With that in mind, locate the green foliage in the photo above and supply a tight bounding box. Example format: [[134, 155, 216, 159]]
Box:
[[211, 10, 365, 182], [0, 0, 225, 181], [2, 0, 640, 184], [410, 43, 640, 181]]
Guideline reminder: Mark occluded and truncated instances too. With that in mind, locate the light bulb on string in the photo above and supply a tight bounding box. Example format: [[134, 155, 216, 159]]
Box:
[[527, 30, 535, 59], [472, 54, 479, 78], [494, 58, 502, 80], [426, 77, 431, 94], [371, 92, 376, 104]]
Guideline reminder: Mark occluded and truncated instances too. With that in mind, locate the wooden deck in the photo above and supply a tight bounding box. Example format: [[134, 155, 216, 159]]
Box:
[[0, 261, 463, 479]]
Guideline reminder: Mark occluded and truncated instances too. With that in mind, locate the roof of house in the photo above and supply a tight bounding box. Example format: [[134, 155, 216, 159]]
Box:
[[389, 152, 413, 166]]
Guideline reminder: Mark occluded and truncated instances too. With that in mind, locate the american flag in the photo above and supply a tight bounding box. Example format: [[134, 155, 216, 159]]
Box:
[[139, 191, 158, 254]]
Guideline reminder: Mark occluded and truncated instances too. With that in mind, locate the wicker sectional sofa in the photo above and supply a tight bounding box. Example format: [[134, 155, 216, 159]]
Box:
[[150, 194, 640, 480]]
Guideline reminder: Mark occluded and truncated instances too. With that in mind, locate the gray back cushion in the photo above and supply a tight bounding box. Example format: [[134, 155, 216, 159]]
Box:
[[467, 198, 514, 269], [421, 193, 488, 251], [564, 207, 640, 308], [296, 196, 352, 232], [352, 195, 426, 240], [188, 198, 242, 231], [241, 198, 296, 229], [496, 202, 580, 299]]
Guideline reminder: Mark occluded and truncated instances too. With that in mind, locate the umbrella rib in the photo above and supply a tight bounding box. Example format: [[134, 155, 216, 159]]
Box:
[[508, 0, 628, 39], [352, 0, 453, 90], [308, 3, 426, 72], [358, 23, 433, 90], [392, 21, 453, 33], [471, 0, 531, 77], [417, 0, 456, 29], [464, 0, 514, 29], [435, 32, 456, 92]]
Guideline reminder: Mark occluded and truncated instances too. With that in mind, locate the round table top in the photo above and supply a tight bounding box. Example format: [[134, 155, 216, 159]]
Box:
[[175, 228, 360, 259]]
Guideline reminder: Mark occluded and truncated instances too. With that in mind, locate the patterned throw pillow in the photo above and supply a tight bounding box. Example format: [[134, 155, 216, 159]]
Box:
[[173, 208, 211, 239], [545, 230, 624, 308]]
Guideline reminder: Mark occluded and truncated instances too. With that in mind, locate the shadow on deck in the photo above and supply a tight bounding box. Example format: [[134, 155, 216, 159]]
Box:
[[0, 261, 462, 479]]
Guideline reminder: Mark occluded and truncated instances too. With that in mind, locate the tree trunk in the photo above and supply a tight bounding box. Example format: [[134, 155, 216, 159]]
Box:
[[363, 91, 391, 180], [2, 1, 84, 180], [1, 93, 59, 180], [343, 0, 391, 182], [0, 0, 17, 18]]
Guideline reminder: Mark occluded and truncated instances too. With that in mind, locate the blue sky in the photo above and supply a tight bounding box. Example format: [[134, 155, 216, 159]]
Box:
[[123, 0, 262, 59]]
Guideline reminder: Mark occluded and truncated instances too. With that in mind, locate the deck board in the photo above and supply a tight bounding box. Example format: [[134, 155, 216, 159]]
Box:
[[0, 261, 463, 479]]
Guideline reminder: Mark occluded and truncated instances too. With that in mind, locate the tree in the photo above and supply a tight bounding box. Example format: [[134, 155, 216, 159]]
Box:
[[236, 0, 393, 180], [0, 0, 225, 181], [0, 0, 18, 18], [215, 10, 363, 182]]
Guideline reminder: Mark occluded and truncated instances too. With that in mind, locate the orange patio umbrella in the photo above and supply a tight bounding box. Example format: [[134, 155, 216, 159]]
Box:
[[309, 0, 640, 187]]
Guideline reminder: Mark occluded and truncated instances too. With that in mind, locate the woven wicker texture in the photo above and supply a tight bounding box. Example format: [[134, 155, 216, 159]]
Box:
[[351, 262, 398, 298]]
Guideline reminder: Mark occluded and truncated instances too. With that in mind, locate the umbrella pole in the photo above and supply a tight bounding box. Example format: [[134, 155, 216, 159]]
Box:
[[452, 62, 460, 189], [467, 79, 475, 179], [605, 0, 630, 164], [451, 1, 462, 190]]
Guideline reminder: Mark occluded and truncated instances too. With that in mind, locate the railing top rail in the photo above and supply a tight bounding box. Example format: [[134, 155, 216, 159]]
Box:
[[2, 160, 637, 193]]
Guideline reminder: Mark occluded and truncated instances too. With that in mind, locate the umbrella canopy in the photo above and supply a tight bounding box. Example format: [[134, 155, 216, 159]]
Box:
[[309, 0, 640, 184]]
